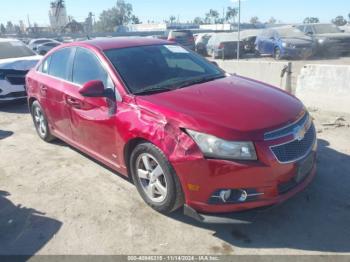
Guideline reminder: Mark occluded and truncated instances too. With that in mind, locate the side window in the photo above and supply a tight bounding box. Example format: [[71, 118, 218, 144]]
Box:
[[305, 26, 313, 34], [48, 48, 73, 80], [42, 56, 51, 74], [72, 48, 109, 87]]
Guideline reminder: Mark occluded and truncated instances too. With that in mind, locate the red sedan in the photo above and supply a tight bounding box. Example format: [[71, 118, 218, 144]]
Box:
[[26, 38, 317, 218]]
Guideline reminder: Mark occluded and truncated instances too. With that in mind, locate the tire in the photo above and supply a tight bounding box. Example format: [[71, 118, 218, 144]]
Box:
[[130, 142, 184, 213], [274, 47, 282, 60], [31, 101, 55, 142]]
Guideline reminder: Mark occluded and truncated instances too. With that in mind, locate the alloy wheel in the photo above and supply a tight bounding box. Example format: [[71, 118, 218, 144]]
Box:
[[136, 153, 168, 203]]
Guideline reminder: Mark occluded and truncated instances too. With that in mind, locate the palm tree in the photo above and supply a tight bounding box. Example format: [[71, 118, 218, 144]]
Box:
[[205, 9, 219, 24], [226, 7, 238, 24]]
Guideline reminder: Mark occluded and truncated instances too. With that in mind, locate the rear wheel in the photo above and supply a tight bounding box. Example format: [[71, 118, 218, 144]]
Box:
[[31, 101, 55, 142], [130, 143, 184, 213], [274, 47, 282, 60]]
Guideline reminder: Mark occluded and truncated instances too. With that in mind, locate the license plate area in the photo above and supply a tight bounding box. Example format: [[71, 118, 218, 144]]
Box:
[[296, 153, 315, 183]]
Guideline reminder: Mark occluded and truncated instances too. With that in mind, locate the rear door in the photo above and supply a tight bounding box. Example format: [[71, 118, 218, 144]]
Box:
[[67, 47, 119, 163], [38, 47, 75, 141]]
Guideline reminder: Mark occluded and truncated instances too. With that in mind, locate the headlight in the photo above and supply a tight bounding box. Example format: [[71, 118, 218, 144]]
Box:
[[186, 129, 257, 160], [318, 38, 326, 44], [282, 42, 288, 48]]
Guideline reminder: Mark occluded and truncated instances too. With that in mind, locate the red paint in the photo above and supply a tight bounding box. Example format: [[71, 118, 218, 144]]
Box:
[[26, 38, 316, 214]]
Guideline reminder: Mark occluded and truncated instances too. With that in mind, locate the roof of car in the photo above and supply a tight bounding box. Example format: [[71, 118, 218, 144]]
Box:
[[79, 37, 171, 51]]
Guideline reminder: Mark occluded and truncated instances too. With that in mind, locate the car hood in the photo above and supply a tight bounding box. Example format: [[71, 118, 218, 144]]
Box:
[[0, 55, 41, 70], [136, 76, 304, 140], [315, 33, 350, 39]]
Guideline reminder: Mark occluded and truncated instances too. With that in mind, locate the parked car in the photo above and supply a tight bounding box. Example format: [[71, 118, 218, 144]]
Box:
[[195, 33, 213, 56], [240, 29, 263, 54], [167, 30, 195, 50], [206, 33, 243, 59], [296, 23, 350, 56], [36, 42, 61, 55], [28, 38, 59, 52], [255, 26, 315, 60], [26, 38, 317, 217], [0, 38, 41, 104]]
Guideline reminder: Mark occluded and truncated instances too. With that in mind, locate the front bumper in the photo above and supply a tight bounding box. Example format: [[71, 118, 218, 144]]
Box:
[[0, 80, 26, 102], [173, 137, 317, 214]]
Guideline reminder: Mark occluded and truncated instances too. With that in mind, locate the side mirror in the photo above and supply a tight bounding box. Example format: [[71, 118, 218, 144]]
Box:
[[79, 80, 105, 98], [341, 30, 345, 33], [211, 61, 219, 67], [306, 31, 313, 36]]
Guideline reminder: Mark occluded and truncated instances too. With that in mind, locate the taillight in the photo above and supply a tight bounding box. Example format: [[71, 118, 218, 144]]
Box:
[[168, 38, 176, 42], [189, 36, 195, 43], [219, 43, 224, 49]]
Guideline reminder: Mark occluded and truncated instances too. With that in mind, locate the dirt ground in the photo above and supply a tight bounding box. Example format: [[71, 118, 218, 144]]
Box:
[[0, 101, 350, 256]]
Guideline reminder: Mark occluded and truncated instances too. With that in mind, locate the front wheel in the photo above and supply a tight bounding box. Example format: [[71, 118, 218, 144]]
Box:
[[130, 143, 184, 213], [31, 101, 55, 142]]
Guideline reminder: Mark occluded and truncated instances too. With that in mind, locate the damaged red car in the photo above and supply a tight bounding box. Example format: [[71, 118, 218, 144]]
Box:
[[26, 38, 317, 218]]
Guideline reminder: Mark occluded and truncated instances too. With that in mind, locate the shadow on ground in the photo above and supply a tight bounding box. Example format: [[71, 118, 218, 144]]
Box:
[[168, 139, 350, 253], [0, 191, 62, 256], [0, 130, 14, 140], [0, 100, 29, 114]]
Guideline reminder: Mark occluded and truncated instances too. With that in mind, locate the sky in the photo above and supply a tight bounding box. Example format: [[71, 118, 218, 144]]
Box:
[[0, 0, 349, 26]]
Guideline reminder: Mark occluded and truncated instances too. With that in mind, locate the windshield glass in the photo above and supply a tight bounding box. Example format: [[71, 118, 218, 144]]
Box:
[[104, 44, 224, 94], [313, 24, 341, 34], [0, 41, 36, 59], [276, 28, 305, 38]]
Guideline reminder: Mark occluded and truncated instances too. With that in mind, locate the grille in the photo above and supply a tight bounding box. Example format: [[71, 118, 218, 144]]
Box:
[[264, 113, 309, 141], [271, 124, 316, 163]]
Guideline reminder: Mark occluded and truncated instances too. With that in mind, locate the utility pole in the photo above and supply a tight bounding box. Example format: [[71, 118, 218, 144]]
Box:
[[237, 0, 241, 60]]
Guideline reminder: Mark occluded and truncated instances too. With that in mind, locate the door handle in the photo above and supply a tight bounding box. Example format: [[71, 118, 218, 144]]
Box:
[[66, 97, 81, 109]]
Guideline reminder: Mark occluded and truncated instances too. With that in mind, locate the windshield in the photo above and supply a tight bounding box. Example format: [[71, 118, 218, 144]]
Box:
[[313, 24, 342, 34], [276, 28, 305, 38], [0, 41, 36, 59], [104, 44, 224, 95]]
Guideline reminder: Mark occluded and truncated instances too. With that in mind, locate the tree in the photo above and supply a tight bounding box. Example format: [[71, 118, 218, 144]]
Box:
[[6, 21, 14, 33], [332, 16, 347, 26], [95, 0, 134, 32], [0, 24, 6, 35], [250, 16, 260, 24], [226, 7, 238, 24], [131, 15, 141, 24], [267, 17, 277, 24], [205, 9, 219, 24], [303, 17, 320, 24], [169, 15, 176, 24], [193, 17, 203, 25]]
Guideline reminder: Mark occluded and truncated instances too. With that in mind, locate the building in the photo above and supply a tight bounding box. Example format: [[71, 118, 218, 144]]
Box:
[[49, 0, 68, 31]]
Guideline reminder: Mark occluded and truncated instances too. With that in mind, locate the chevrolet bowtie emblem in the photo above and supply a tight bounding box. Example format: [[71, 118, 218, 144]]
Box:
[[293, 125, 307, 141]]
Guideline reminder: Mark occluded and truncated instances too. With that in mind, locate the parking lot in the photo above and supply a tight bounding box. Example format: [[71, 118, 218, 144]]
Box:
[[1, 100, 349, 256]]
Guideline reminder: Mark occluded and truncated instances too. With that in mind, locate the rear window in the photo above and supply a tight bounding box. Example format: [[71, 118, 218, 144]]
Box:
[[0, 41, 36, 59], [170, 31, 193, 38]]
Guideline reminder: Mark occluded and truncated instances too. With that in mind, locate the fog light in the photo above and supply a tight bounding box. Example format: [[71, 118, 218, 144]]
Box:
[[238, 190, 248, 202], [219, 190, 232, 203]]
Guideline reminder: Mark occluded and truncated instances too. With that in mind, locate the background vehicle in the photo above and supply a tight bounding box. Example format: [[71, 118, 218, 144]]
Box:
[[28, 38, 60, 52], [297, 23, 350, 56], [240, 29, 263, 54], [195, 33, 213, 56], [0, 38, 41, 104], [206, 33, 243, 59], [167, 30, 195, 50], [36, 42, 61, 55], [255, 26, 315, 60], [26, 38, 316, 215]]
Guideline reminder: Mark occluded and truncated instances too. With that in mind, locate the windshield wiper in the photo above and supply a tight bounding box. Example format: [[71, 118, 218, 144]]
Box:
[[175, 74, 226, 89], [133, 86, 176, 95]]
